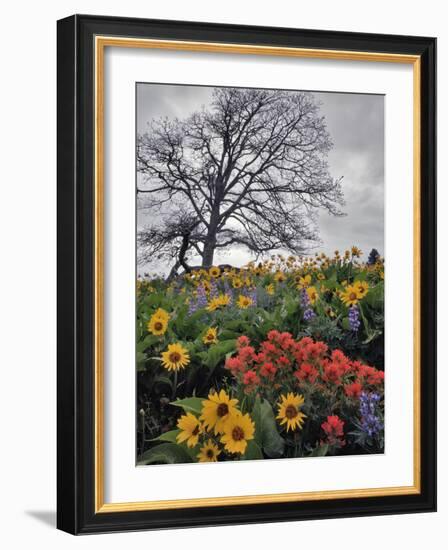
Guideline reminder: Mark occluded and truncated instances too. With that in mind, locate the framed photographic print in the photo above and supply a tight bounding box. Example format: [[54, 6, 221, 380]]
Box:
[[57, 14, 436, 534]]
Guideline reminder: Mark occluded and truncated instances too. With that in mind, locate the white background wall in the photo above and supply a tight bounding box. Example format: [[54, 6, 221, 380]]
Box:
[[0, 0, 444, 547]]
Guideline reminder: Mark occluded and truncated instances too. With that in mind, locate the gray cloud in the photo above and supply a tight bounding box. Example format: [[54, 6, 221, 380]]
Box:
[[136, 84, 384, 274], [313, 91, 384, 257]]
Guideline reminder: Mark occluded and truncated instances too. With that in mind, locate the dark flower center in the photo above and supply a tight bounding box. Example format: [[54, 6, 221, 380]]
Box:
[[232, 426, 245, 441], [217, 403, 229, 417], [349, 292, 357, 301], [206, 449, 214, 458], [285, 405, 298, 419], [154, 322, 163, 331], [169, 352, 181, 363]]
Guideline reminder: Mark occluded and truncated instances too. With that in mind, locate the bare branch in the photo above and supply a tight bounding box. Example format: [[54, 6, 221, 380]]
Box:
[[137, 87, 344, 270]]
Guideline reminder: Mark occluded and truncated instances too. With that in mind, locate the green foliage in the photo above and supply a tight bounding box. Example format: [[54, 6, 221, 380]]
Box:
[[242, 440, 264, 460], [171, 397, 204, 415], [137, 443, 193, 465], [251, 397, 285, 458]]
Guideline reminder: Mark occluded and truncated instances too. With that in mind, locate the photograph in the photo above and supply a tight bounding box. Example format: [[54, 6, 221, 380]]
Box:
[[135, 83, 385, 465]]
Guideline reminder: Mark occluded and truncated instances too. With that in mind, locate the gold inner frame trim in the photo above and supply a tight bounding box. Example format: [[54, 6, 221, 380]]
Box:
[[94, 35, 421, 513]]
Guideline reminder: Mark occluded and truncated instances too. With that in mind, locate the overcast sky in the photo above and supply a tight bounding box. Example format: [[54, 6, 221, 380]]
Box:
[[136, 83, 384, 275]]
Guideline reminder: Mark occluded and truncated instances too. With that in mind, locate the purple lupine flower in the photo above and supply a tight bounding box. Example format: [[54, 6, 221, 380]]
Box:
[[188, 283, 208, 314], [188, 299, 198, 315], [209, 280, 218, 298], [197, 284, 209, 309], [249, 287, 258, 307], [300, 288, 309, 308], [300, 289, 315, 321], [303, 308, 316, 321], [359, 392, 383, 436], [348, 305, 361, 332], [223, 278, 231, 295]]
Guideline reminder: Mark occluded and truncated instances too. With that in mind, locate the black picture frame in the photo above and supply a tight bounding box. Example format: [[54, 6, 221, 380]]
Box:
[[57, 14, 436, 534]]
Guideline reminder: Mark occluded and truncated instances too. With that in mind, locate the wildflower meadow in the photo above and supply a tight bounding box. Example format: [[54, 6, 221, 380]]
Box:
[[136, 247, 385, 465]]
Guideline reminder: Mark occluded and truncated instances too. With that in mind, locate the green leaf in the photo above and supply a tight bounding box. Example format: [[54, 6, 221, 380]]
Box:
[[137, 443, 193, 465], [204, 339, 236, 369], [219, 329, 241, 340], [364, 281, 384, 308], [362, 328, 382, 344], [152, 429, 180, 443], [143, 294, 163, 309], [153, 375, 173, 392], [251, 397, 285, 458], [222, 320, 246, 331], [141, 334, 161, 348], [309, 443, 329, 457], [170, 397, 204, 415], [242, 440, 263, 460]]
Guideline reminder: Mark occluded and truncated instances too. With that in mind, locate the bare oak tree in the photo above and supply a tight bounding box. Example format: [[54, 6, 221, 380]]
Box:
[[137, 87, 344, 270], [137, 210, 201, 279]]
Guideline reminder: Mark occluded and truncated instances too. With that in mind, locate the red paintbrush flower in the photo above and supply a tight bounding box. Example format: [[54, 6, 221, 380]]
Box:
[[321, 415, 345, 446], [344, 381, 363, 399]]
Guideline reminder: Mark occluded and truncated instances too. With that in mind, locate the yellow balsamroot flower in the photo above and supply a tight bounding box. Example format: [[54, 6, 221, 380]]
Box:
[[340, 285, 361, 307], [298, 274, 312, 288], [161, 343, 190, 372], [274, 271, 286, 283], [326, 307, 336, 318], [306, 286, 318, 305], [147, 308, 170, 335], [203, 327, 218, 345], [137, 280, 155, 295], [202, 279, 211, 292], [354, 280, 369, 298], [232, 277, 243, 289], [317, 273, 325, 281], [209, 266, 221, 278], [220, 412, 255, 455], [351, 245, 362, 257], [207, 294, 231, 312], [197, 441, 221, 462], [243, 277, 252, 287], [200, 389, 239, 435], [266, 283, 275, 296], [237, 294, 253, 309], [147, 314, 168, 336], [176, 413, 201, 448], [276, 393, 306, 432], [153, 308, 170, 323]]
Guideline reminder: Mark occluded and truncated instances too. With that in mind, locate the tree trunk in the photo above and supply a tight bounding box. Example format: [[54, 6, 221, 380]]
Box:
[[202, 189, 221, 267], [166, 261, 180, 282], [178, 233, 191, 273], [202, 239, 215, 267]]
